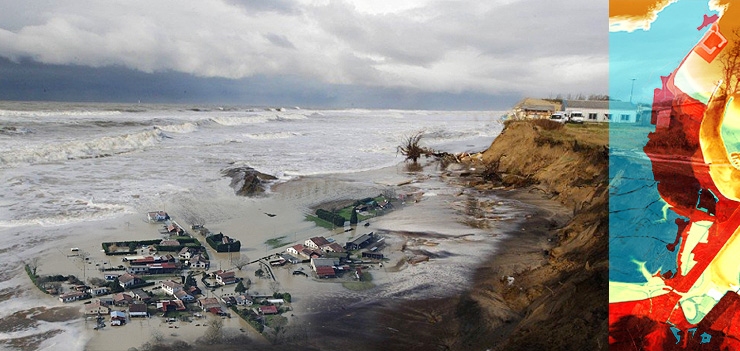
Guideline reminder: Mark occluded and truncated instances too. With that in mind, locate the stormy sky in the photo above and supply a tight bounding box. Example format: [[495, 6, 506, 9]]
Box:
[[0, 0, 608, 109]]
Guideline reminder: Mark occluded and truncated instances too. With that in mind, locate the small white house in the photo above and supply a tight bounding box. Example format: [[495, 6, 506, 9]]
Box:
[[87, 287, 111, 296], [147, 211, 169, 222], [118, 273, 139, 288], [235, 295, 253, 306], [84, 301, 110, 315], [59, 291, 86, 303], [129, 303, 149, 318], [161, 280, 184, 296]]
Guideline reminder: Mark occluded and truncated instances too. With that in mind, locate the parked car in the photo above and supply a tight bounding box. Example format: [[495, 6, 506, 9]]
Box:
[[568, 111, 584, 124], [549, 113, 567, 123]]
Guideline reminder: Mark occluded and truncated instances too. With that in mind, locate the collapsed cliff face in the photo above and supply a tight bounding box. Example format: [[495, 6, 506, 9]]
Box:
[[463, 120, 609, 350], [222, 166, 277, 197]]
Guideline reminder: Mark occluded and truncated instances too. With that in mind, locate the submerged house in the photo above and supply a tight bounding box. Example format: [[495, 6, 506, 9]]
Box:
[[147, 211, 169, 222], [345, 233, 374, 251], [58, 292, 86, 303], [304, 236, 330, 250], [215, 271, 237, 285], [129, 303, 148, 318]]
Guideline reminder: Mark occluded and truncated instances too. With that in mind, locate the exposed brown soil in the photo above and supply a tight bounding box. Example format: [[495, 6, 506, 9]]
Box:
[[459, 120, 609, 350]]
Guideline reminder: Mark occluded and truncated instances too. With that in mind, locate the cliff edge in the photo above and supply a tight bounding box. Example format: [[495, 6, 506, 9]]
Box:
[[463, 120, 609, 350]]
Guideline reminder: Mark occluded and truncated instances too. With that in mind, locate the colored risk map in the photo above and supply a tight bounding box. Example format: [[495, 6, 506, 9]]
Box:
[[610, 1, 740, 349]]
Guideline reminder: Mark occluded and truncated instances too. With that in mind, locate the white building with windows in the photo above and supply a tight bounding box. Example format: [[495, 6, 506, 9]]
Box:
[[563, 100, 638, 123]]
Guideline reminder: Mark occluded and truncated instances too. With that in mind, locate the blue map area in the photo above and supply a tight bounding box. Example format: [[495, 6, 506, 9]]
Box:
[[609, 1, 718, 283]]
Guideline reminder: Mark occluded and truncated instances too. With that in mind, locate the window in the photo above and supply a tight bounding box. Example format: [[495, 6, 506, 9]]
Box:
[[621, 114, 630, 121], [588, 113, 597, 120], [605, 114, 613, 120]]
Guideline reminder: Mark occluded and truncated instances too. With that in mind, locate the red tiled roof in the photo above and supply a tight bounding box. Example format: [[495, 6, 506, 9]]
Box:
[[129, 303, 147, 313], [315, 266, 335, 276], [260, 305, 278, 314], [217, 271, 235, 278], [309, 236, 330, 247]]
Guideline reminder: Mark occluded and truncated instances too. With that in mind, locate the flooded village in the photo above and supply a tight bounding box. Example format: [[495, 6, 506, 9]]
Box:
[[25, 194, 400, 344]]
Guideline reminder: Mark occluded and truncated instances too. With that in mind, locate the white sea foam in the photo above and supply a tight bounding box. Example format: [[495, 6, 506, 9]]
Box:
[[244, 131, 301, 140], [0, 129, 167, 166], [209, 115, 272, 126], [154, 122, 198, 134], [0, 202, 134, 229]]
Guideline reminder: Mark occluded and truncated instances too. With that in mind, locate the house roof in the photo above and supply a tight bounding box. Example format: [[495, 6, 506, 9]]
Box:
[[174, 290, 192, 299], [350, 234, 372, 245], [308, 236, 330, 247], [110, 311, 126, 318], [315, 266, 336, 276], [324, 243, 345, 252], [131, 289, 151, 300], [84, 301, 108, 312], [162, 280, 183, 289], [217, 271, 235, 278], [260, 305, 279, 314], [514, 98, 561, 111], [158, 300, 186, 311], [148, 262, 177, 269], [199, 297, 220, 307], [118, 273, 137, 283], [235, 295, 252, 303], [129, 303, 147, 313], [281, 253, 300, 262], [60, 291, 85, 298], [311, 258, 338, 267], [160, 240, 180, 246], [113, 293, 133, 301]]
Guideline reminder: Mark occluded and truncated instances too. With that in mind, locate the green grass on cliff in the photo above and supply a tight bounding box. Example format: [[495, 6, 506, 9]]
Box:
[[538, 122, 609, 148]]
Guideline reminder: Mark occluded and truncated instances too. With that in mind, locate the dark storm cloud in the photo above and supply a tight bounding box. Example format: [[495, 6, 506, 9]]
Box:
[[0, 57, 516, 110], [0, 0, 608, 107]]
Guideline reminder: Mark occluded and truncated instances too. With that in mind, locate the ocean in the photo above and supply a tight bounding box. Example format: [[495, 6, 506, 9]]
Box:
[[0, 101, 505, 350], [0, 102, 503, 227]]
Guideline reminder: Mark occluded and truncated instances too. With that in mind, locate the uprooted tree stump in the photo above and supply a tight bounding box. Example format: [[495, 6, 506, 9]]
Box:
[[398, 131, 458, 165]]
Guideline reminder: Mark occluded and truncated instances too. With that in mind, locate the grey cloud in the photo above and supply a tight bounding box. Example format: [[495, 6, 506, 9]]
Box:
[[224, 0, 299, 14], [0, 0, 608, 104], [263, 33, 296, 49]]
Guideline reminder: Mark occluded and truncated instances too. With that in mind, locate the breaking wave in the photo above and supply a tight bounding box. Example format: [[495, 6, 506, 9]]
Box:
[[0, 109, 122, 118], [0, 129, 168, 166], [209, 115, 272, 126], [154, 122, 198, 134], [210, 112, 309, 126], [244, 131, 301, 140]]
